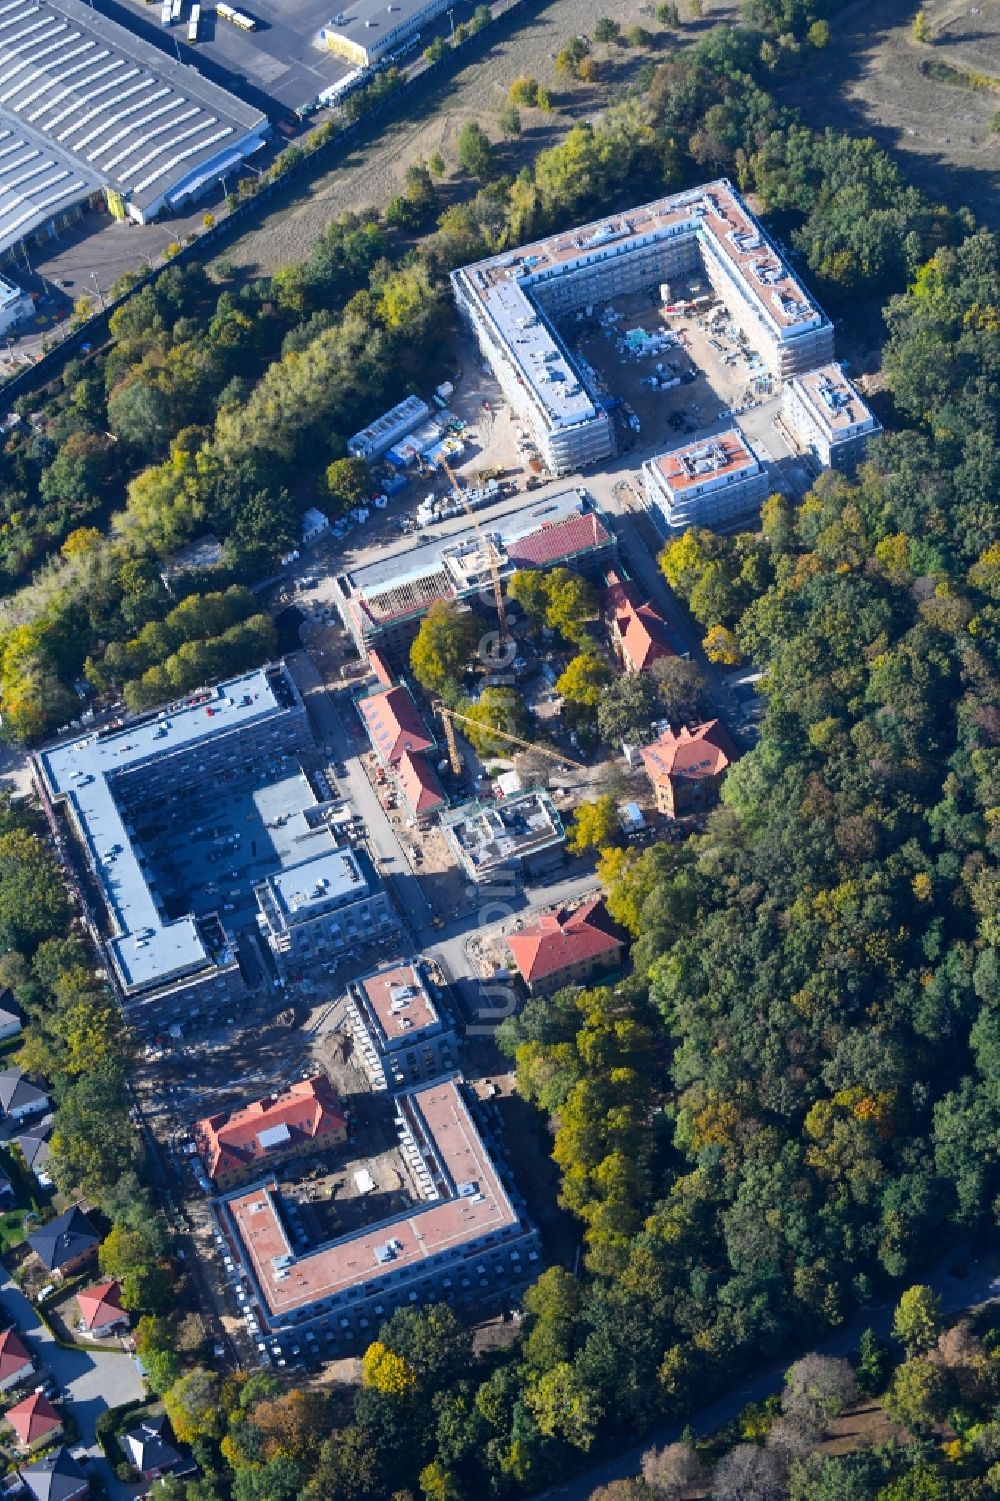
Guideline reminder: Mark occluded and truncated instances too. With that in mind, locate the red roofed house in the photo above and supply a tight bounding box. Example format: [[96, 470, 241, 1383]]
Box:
[[195, 1074, 348, 1189], [603, 576, 676, 674], [640, 719, 739, 818], [76, 1280, 129, 1339], [358, 686, 434, 766], [0, 1330, 34, 1392], [6, 1392, 62, 1450], [396, 750, 446, 826], [505, 896, 626, 997]]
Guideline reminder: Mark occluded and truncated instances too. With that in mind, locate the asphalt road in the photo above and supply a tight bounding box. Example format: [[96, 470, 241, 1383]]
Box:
[[531, 1253, 1000, 1501]]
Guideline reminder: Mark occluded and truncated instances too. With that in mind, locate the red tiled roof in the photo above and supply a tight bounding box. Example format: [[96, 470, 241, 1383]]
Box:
[[195, 1075, 347, 1183], [77, 1280, 126, 1331], [358, 686, 434, 765], [507, 513, 609, 568], [369, 651, 394, 689], [604, 582, 676, 672], [0, 1330, 31, 1382], [506, 896, 625, 984], [7, 1392, 60, 1445], [397, 751, 445, 816], [640, 720, 738, 784]]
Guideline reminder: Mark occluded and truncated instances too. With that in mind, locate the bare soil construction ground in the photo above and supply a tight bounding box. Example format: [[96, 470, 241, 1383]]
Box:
[[778, 0, 1000, 231]]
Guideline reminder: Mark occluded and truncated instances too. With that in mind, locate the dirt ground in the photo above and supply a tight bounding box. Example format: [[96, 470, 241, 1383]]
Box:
[[220, 0, 734, 275], [777, 0, 1000, 232]]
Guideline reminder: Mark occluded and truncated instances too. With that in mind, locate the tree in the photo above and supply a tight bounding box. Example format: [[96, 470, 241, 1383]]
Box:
[[459, 687, 529, 756], [594, 16, 620, 42], [526, 1361, 601, 1449], [232, 1459, 301, 1501], [912, 8, 929, 40], [507, 569, 552, 625], [702, 624, 742, 665], [712, 1444, 784, 1501], [807, 18, 829, 45], [470, 3, 491, 28], [650, 656, 707, 723], [654, 2, 679, 23], [782, 1354, 857, 1435], [499, 104, 522, 139], [410, 602, 480, 697], [544, 570, 598, 645], [567, 796, 619, 854], [163, 1368, 223, 1445], [884, 1356, 949, 1436], [557, 652, 612, 708], [325, 456, 371, 511], [361, 1340, 417, 1394], [457, 122, 496, 180], [893, 1285, 942, 1355], [641, 1439, 706, 1498], [856, 1328, 889, 1397], [509, 76, 539, 106], [597, 674, 662, 746]]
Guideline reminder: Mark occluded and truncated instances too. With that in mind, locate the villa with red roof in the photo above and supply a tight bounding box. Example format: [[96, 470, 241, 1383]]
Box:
[[639, 720, 739, 817], [195, 1075, 348, 1189], [6, 1392, 62, 1450], [505, 896, 626, 996], [396, 750, 446, 825], [357, 686, 434, 766], [76, 1280, 129, 1339], [0, 1330, 34, 1392], [603, 576, 677, 674]]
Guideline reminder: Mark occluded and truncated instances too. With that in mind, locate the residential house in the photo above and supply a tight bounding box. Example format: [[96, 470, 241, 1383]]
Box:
[[76, 1280, 128, 1339], [19, 1446, 89, 1501], [357, 684, 445, 825], [6, 1392, 62, 1450], [122, 1414, 192, 1482], [0, 1330, 34, 1392], [194, 1074, 348, 1190], [396, 750, 446, 826], [0, 995, 22, 1041], [603, 576, 678, 673], [14, 1117, 53, 1187], [505, 896, 626, 997], [0, 1069, 49, 1124], [639, 719, 739, 817], [27, 1207, 99, 1279]]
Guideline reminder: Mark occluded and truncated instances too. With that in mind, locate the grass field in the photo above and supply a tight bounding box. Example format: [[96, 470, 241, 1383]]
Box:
[[777, 0, 1000, 231], [219, 0, 734, 274]]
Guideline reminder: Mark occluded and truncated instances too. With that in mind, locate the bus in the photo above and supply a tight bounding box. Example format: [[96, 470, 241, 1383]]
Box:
[[216, 2, 256, 28], [187, 2, 200, 39]]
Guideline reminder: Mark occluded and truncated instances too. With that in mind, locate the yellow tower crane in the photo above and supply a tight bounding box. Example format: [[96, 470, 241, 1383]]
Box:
[[439, 455, 508, 648], [434, 702, 585, 777]]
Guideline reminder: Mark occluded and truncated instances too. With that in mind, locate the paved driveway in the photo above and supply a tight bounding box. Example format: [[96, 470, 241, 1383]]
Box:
[[1, 1276, 144, 1497]]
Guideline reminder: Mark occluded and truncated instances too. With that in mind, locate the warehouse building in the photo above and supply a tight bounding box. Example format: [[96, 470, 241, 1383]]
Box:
[[345, 960, 457, 1090], [219, 1073, 540, 1344], [642, 427, 769, 531], [0, 0, 269, 263], [333, 490, 616, 660], [451, 180, 835, 473], [318, 0, 450, 65], [35, 664, 396, 1033], [782, 363, 881, 473]]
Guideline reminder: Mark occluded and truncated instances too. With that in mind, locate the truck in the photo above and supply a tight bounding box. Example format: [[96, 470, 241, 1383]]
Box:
[[187, 3, 200, 39]]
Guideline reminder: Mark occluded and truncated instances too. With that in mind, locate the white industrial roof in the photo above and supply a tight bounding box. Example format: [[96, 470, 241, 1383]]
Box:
[[0, 0, 267, 251]]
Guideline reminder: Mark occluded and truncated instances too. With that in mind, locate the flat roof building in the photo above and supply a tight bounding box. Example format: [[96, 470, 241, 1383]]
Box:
[[35, 664, 397, 1032], [0, 0, 269, 259], [782, 362, 881, 473], [219, 1073, 540, 1344], [0, 276, 33, 336], [642, 427, 769, 531], [442, 790, 565, 884], [334, 490, 615, 659], [452, 180, 834, 474], [348, 395, 431, 463], [346, 960, 457, 1090], [318, 0, 449, 65]]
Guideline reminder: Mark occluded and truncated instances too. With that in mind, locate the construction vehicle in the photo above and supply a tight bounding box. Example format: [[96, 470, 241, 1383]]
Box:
[[439, 455, 508, 648], [434, 703, 585, 778]]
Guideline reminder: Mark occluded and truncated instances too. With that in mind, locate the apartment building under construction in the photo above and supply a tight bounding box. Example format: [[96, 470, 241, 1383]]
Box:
[[451, 179, 835, 474]]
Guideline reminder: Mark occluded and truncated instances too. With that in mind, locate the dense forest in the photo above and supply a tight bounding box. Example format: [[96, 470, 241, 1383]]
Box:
[[0, 0, 996, 1493]]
